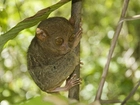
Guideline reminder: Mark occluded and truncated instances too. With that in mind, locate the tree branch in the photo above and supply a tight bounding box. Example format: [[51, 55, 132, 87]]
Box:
[[101, 99, 122, 104], [68, 0, 82, 101], [94, 0, 130, 102], [121, 80, 140, 105]]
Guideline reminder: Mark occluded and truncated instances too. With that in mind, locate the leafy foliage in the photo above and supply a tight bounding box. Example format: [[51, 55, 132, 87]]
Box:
[[0, 0, 140, 105]]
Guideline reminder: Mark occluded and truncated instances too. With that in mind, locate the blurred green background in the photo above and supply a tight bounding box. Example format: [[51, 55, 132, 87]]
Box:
[[0, 0, 140, 105]]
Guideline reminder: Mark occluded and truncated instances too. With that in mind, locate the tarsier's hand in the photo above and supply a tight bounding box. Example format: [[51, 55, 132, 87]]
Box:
[[66, 74, 82, 90], [72, 28, 82, 49]]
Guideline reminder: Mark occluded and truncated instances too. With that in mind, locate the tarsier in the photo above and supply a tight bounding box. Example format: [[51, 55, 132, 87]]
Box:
[[27, 17, 82, 93]]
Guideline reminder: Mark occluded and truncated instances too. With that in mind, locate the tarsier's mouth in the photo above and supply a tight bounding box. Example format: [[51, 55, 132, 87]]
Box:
[[57, 48, 71, 55], [60, 50, 69, 55]]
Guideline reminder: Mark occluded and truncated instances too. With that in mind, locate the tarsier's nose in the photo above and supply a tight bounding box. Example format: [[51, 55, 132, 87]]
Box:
[[60, 43, 71, 54]]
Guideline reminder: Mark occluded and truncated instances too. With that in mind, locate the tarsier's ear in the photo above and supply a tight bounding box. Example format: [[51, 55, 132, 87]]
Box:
[[36, 28, 47, 41]]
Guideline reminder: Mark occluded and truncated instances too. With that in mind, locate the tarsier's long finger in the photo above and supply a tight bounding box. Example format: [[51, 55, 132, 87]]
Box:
[[72, 78, 82, 84], [70, 74, 77, 80], [68, 74, 80, 83], [76, 29, 82, 38], [66, 74, 77, 84], [71, 78, 82, 86]]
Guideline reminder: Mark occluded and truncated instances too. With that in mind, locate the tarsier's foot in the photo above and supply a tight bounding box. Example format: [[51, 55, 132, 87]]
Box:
[[66, 74, 82, 90], [45, 74, 81, 93]]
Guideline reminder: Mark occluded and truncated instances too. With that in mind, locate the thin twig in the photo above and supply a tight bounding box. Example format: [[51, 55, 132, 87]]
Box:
[[100, 99, 122, 104], [94, 0, 130, 102], [120, 14, 140, 23], [121, 80, 140, 105]]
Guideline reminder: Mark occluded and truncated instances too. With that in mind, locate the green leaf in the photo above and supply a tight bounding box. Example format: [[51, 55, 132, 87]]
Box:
[[14, 95, 71, 105], [126, 101, 140, 105], [0, 0, 71, 52], [15, 96, 54, 105]]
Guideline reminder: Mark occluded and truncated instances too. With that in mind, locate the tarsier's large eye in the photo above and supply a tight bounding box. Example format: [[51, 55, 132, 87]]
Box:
[[55, 38, 64, 45], [69, 35, 75, 42]]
